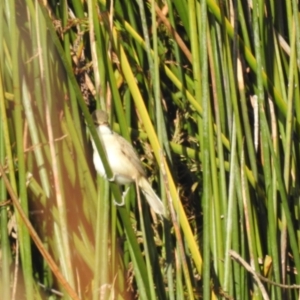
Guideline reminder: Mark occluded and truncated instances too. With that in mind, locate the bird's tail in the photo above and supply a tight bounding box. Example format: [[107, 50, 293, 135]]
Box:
[[138, 177, 165, 215]]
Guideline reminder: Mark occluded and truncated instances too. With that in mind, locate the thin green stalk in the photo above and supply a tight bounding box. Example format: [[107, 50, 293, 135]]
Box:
[[209, 18, 228, 219], [280, 21, 297, 295], [137, 199, 156, 300], [87, 0, 105, 106], [151, 0, 172, 168], [291, 0, 300, 71], [241, 148, 261, 300], [7, 0, 34, 297], [283, 23, 296, 198], [188, 0, 202, 152], [207, 28, 224, 284], [150, 4, 173, 297], [137, 0, 154, 80], [93, 178, 110, 300], [61, 0, 84, 146], [106, 56, 131, 141], [0, 73, 11, 300], [237, 58, 258, 182], [209, 106, 224, 283], [165, 0, 188, 106], [252, 1, 271, 299], [199, 0, 211, 298], [223, 117, 236, 294]]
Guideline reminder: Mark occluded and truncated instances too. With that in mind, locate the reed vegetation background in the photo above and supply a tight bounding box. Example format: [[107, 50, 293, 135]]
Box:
[[1, 0, 300, 299]]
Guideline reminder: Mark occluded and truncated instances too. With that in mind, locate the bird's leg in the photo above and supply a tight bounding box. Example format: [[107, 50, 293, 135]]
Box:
[[107, 173, 116, 182], [135, 179, 142, 214], [122, 186, 130, 199], [113, 186, 130, 206]]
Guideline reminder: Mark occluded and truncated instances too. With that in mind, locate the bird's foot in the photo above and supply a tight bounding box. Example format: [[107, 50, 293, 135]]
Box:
[[122, 186, 130, 199], [113, 186, 130, 206], [107, 174, 116, 182]]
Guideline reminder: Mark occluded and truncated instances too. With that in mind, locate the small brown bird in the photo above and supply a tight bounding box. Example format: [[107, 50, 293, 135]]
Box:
[[91, 110, 165, 215]]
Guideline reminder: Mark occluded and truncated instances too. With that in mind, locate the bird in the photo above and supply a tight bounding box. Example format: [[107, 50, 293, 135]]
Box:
[[91, 109, 165, 215]]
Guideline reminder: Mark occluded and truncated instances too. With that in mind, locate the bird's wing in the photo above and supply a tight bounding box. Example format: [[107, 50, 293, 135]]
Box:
[[114, 132, 147, 177]]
